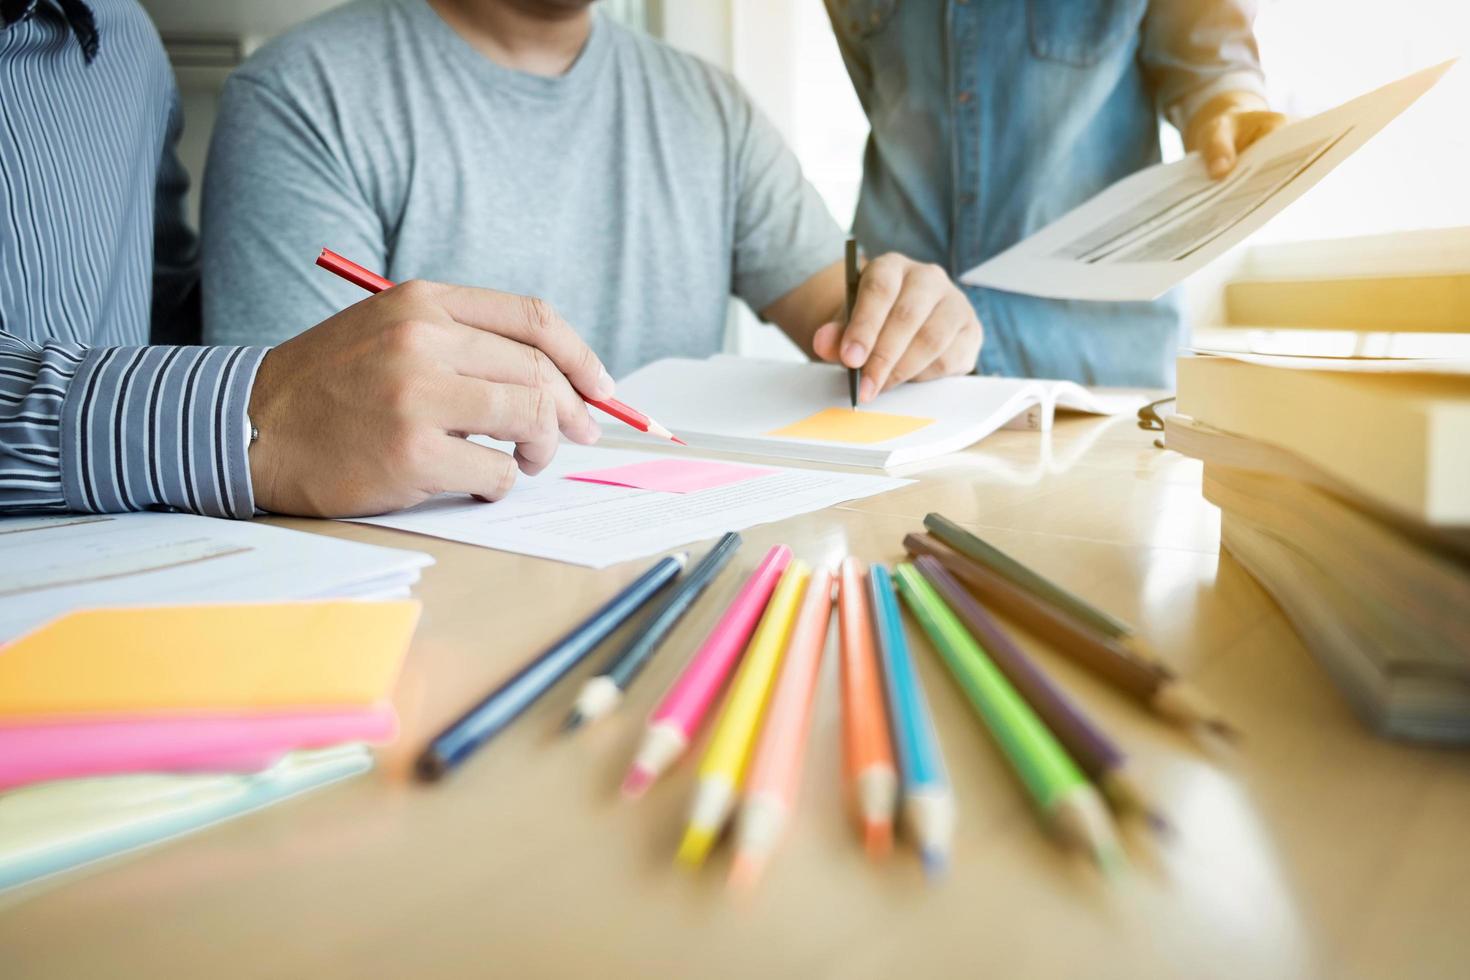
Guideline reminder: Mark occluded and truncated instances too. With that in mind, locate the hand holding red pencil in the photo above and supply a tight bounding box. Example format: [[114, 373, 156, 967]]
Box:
[[316, 250, 683, 444], [246, 263, 615, 516]]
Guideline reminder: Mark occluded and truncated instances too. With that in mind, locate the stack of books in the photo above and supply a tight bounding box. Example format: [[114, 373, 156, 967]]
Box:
[[1168, 352, 1470, 742]]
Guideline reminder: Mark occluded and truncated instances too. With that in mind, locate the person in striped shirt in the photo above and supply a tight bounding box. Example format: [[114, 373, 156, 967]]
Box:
[[1, 0, 614, 519]]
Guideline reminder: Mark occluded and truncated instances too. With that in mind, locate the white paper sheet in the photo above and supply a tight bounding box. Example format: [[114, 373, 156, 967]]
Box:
[[0, 513, 433, 642], [961, 61, 1455, 301], [348, 443, 911, 568]]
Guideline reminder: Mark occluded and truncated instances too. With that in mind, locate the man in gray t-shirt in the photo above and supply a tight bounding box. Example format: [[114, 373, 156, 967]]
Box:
[[203, 0, 981, 402]]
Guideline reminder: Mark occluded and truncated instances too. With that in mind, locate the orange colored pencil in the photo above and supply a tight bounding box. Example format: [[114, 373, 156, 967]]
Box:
[[729, 567, 834, 889], [837, 557, 897, 857]]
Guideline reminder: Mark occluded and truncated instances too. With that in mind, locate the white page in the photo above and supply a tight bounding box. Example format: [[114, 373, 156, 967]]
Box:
[[1188, 349, 1470, 376], [0, 513, 433, 642], [605, 355, 1145, 468], [961, 61, 1455, 301], [347, 443, 911, 568]]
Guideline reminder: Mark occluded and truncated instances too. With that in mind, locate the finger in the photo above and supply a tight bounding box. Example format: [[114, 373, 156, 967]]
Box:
[[433, 436, 520, 503], [1204, 116, 1238, 178], [883, 295, 977, 391], [838, 255, 904, 370], [911, 311, 983, 382], [810, 320, 843, 363], [863, 266, 947, 399], [430, 284, 615, 401], [435, 378, 560, 475], [448, 326, 600, 445], [1234, 110, 1288, 155]]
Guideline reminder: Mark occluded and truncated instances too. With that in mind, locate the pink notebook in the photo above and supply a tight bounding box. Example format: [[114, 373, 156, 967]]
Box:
[[0, 705, 397, 791]]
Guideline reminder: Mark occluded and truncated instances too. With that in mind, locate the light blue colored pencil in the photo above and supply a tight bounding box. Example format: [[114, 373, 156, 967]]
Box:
[[868, 564, 955, 876]]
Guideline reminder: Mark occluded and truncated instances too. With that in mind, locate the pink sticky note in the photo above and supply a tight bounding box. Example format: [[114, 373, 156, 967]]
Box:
[[564, 458, 777, 494]]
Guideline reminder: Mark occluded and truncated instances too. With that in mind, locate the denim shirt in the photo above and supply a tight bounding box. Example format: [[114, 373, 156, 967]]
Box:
[[827, 0, 1266, 387]]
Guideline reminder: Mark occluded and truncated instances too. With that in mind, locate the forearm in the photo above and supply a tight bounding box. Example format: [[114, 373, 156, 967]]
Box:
[[0, 333, 266, 517], [762, 260, 846, 359], [1142, 0, 1268, 131]]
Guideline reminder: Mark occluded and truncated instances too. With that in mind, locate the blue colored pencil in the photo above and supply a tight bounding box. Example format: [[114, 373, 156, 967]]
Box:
[[868, 564, 954, 876], [416, 552, 688, 780]]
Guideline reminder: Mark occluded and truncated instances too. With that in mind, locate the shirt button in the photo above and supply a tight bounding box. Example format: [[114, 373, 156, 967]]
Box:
[[957, 90, 973, 104], [959, 192, 976, 205]]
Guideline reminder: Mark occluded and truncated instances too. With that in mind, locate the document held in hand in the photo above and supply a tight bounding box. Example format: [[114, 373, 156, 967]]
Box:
[[960, 61, 1455, 302], [0, 600, 420, 715]]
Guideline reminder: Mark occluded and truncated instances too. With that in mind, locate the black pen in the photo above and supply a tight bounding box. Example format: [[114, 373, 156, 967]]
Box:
[[845, 238, 860, 409], [562, 532, 742, 732]]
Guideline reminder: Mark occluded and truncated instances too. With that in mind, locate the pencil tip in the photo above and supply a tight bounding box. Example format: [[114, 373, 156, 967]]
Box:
[[413, 751, 447, 782], [920, 849, 948, 879], [728, 853, 763, 891], [620, 766, 653, 800], [1096, 845, 1129, 878], [560, 711, 584, 734], [863, 820, 893, 859], [676, 826, 716, 869], [1207, 718, 1243, 742], [671, 436, 688, 446], [1145, 810, 1174, 837]]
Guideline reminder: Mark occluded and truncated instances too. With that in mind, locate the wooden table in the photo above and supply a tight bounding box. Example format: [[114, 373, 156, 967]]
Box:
[[4, 417, 1467, 979]]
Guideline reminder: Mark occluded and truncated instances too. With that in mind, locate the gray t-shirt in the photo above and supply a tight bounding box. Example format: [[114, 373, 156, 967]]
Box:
[[201, 0, 843, 377]]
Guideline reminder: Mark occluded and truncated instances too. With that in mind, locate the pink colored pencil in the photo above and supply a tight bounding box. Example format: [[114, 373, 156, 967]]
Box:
[[729, 567, 834, 889], [622, 545, 792, 798]]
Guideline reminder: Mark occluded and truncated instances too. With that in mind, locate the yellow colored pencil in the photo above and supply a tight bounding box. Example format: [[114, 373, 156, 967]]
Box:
[[676, 560, 811, 868]]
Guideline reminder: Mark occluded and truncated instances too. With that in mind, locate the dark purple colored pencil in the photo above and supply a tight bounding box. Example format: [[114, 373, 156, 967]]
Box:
[[913, 555, 1167, 832]]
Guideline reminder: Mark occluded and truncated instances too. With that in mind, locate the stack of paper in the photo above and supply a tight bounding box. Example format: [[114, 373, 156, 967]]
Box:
[[0, 514, 432, 892], [0, 600, 419, 892], [1168, 352, 1470, 741], [604, 355, 1148, 468], [0, 511, 434, 641]]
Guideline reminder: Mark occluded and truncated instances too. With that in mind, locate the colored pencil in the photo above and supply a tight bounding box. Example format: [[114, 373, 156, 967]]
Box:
[[845, 238, 860, 409], [837, 557, 898, 857], [894, 563, 1122, 869], [563, 532, 742, 732], [416, 553, 686, 780], [729, 567, 835, 889], [677, 560, 811, 868], [622, 545, 792, 798], [903, 533, 1235, 738], [913, 555, 1167, 832], [315, 248, 685, 445], [867, 564, 954, 876], [925, 513, 1162, 666]]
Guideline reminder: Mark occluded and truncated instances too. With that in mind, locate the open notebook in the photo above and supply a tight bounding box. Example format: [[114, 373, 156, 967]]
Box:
[[608, 356, 1150, 468]]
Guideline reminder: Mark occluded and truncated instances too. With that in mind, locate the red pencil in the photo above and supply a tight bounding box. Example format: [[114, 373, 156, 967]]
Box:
[[316, 248, 685, 445]]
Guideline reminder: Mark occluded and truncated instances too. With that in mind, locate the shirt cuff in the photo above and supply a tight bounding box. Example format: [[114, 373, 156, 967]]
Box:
[[59, 345, 268, 519], [1167, 70, 1270, 133]]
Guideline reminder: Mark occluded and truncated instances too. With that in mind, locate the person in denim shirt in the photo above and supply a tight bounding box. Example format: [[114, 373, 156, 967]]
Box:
[[822, 0, 1285, 387]]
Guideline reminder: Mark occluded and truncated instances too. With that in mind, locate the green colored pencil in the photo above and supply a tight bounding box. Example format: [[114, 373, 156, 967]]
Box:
[[893, 563, 1121, 869], [923, 513, 1162, 667]]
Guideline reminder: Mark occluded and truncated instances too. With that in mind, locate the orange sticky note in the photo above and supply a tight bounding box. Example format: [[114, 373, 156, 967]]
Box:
[[0, 601, 420, 715], [766, 408, 934, 444]]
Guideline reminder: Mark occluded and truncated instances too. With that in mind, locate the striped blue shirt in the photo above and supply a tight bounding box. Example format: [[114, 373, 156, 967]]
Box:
[[0, 0, 265, 518]]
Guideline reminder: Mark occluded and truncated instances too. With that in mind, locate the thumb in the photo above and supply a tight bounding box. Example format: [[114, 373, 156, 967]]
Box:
[[1204, 116, 1238, 178], [811, 320, 843, 362]]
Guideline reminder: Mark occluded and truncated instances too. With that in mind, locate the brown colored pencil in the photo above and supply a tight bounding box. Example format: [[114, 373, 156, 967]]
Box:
[[903, 533, 1236, 739]]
